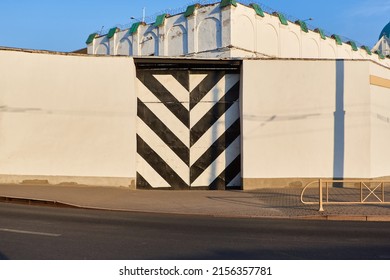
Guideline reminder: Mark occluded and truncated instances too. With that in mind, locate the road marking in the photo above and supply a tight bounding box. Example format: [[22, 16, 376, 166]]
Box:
[[0, 228, 61, 237]]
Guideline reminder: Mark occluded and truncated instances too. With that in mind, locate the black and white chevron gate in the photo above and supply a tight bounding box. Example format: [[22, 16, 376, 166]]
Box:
[[135, 60, 241, 190]]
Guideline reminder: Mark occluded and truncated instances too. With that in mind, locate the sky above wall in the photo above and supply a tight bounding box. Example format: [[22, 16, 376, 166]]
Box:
[[0, 0, 388, 52]]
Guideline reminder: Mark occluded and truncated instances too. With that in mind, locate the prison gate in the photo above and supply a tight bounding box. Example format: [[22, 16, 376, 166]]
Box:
[[135, 60, 242, 190]]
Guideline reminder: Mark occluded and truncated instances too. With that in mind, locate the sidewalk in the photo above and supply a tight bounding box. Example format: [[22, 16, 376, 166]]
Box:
[[1, 184, 390, 221]]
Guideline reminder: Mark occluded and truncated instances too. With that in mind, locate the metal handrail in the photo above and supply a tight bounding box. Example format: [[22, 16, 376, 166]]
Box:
[[301, 179, 390, 211]]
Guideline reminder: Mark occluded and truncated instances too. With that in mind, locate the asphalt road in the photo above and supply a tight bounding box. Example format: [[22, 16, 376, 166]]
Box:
[[1, 202, 390, 260]]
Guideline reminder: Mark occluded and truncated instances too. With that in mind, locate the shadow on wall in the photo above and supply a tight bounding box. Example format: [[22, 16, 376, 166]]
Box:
[[0, 251, 9, 260], [333, 60, 345, 185]]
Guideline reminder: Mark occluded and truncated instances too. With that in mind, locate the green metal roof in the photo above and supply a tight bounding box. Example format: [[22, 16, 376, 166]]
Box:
[[107, 27, 119, 39], [331, 34, 342, 45], [314, 28, 326, 40], [273, 12, 288, 26], [220, 0, 237, 8], [250, 3, 264, 17], [295, 20, 308, 33], [154, 14, 168, 27], [347, 41, 358, 51], [379, 21, 390, 40], [184, 4, 200, 17], [361, 45, 372, 55], [129, 22, 142, 34], [86, 33, 98, 45], [375, 50, 385, 59]]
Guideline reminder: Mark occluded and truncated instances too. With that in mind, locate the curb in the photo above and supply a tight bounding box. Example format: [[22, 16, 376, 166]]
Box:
[[1, 195, 390, 222]]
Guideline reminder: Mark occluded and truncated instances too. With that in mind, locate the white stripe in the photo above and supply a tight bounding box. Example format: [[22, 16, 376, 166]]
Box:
[[190, 74, 208, 92], [136, 155, 171, 188], [154, 74, 190, 110], [227, 173, 241, 187], [138, 81, 190, 145], [192, 137, 241, 187], [190, 102, 240, 165], [190, 74, 239, 128], [0, 228, 61, 237], [137, 119, 189, 184]]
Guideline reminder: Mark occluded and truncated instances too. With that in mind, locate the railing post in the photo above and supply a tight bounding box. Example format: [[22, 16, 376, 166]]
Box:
[[319, 179, 324, 212], [383, 182, 385, 203]]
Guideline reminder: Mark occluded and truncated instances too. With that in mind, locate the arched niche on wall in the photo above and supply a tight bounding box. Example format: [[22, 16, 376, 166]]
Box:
[[233, 15, 255, 51], [141, 32, 158, 56], [320, 42, 336, 59], [95, 38, 109, 55], [258, 23, 279, 57], [302, 38, 320, 58], [282, 31, 300, 58], [167, 24, 188, 56], [117, 37, 133, 56], [197, 17, 222, 53]]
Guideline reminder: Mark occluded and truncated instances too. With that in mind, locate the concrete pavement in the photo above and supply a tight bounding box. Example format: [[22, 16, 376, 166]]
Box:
[[1, 184, 390, 221]]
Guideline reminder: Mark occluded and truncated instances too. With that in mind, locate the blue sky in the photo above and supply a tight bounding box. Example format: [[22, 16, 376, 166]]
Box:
[[0, 0, 388, 52]]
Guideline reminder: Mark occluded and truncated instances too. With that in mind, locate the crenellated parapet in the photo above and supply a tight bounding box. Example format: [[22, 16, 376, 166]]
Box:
[[86, 1, 390, 67]]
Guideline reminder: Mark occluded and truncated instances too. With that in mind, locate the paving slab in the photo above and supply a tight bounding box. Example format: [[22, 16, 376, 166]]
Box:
[[1, 184, 390, 221]]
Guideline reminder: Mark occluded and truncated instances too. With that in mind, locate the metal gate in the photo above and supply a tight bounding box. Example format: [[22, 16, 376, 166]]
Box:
[[135, 60, 241, 190]]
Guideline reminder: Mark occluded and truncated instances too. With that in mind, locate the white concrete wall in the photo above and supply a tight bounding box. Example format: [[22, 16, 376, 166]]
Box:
[[369, 62, 390, 178], [241, 59, 373, 188], [89, 2, 390, 68], [0, 49, 137, 187]]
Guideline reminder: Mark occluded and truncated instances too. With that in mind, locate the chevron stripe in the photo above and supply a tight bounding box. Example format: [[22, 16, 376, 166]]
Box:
[[137, 82, 189, 146], [136, 157, 170, 189], [209, 155, 241, 190], [190, 101, 240, 165], [190, 72, 226, 109], [191, 136, 241, 187], [137, 69, 241, 190], [137, 100, 189, 165], [190, 118, 241, 184], [137, 118, 189, 184], [227, 173, 241, 188], [189, 74, 208, 92], [190, 74, 239, 127], [137, 135, 189, 189], [154, 74, 190, 110], [137, 72, 189, 128]]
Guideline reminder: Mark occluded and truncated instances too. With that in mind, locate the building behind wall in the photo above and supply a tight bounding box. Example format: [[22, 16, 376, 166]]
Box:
[[86, 1, 389, 67]]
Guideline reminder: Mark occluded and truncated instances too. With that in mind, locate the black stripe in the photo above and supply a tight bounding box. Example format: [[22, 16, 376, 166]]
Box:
[[190, 71, 225, 109], [190, 100, 239, 147], [136, 173, 154, 189], [137, 99, 189, 166], [190, 119, 241, 184], [137, 135, 190, 190], [137, 71, 189, 128], [207, 155, 241, 190], [220, 80, 240, 103], [172, 71, 189, 91]]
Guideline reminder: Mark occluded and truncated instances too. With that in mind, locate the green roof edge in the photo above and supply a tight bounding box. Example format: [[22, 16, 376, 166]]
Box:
[[375, 50, 385, 59], [331, 34, 342, 45], [249, 3, 264, 17], [184, 4, 200, 17], [154, 13, 168, 27], [130, 22, 142, 34], [361, 45, 372, 55], [220, 0, 237, 8], [86, 33, 98, 45], [347, 41, 358, 51], [314, 28, 326, 40], [273, 12, 288, 26], [295, 20, 308, 33], [107, 27, 119, 39]]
